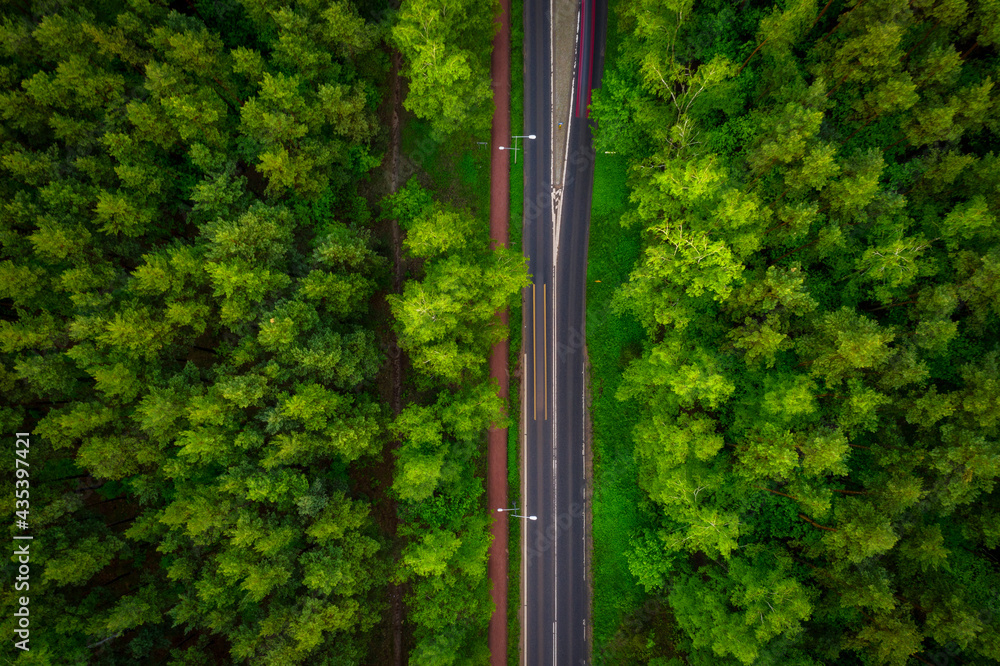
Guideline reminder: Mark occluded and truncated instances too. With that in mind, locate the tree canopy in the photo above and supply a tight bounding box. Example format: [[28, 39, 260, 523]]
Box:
[[0, 0, 394, 663], [594, 0, 1000, 662]]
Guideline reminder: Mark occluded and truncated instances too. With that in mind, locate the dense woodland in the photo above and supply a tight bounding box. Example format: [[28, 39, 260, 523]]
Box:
[[0, 0, 518, 664], [593, 0, 1000, 663]]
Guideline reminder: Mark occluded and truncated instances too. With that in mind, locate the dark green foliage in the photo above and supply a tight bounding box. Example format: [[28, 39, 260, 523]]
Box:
[[593, 0, 1000, 662], [0, 0, 392, 663]]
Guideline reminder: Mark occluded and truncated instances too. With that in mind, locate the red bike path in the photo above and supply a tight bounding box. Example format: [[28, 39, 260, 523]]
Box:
[[487, 0, 512, 664]]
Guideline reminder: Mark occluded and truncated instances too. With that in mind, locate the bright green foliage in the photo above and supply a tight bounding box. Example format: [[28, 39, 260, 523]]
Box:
[[757, 0, 818, 57], [403, 205, 478, 258], [392, 0, 499, 140], [387, 180, 529, 383], [395, 481, 494, 665], [593, 0, 1000, 662], [391, 249, 529, 381], [234, 0, 382, 198], [748, 102, 825, 178], [383, 174, 521, 661], [391, 381, 507, 504], [671, 547, 813, 665]]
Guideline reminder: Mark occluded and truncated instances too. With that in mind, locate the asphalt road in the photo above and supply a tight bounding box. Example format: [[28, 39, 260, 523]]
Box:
[[523, 1, 606, 664], [522, 0, 555, 660]]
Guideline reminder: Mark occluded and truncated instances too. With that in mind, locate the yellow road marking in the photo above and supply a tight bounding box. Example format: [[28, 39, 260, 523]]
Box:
[[532, 283, 537, 420]]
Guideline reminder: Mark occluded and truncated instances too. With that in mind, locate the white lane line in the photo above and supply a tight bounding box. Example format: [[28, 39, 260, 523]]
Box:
[[524, 352, 529, 440], [522, 348, 528, 666], [550, 208, 559, 664], [551, 0, 560, 237], [564, 0, 581, 180], [552, 431, 557, 664], [552, 622, 557, 666]]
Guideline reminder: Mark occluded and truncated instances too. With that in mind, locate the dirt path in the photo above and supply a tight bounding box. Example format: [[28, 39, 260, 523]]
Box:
[[487, 0, 512, 663], [367, 47, 405, 666], [388, 48, 405, 666]]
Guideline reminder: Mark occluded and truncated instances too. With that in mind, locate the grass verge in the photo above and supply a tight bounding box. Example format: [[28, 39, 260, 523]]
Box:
[[585, 2, 658, 657], [586, 150, 649, 663], [507, 0, 524, 663], [587, 5, 689, 662], [398, 116, 491, 220]]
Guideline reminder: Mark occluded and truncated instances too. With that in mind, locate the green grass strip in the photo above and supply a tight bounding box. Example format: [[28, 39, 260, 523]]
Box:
[[586, 3, 656, 656], [587, 168, 651, 662], [508, 0, 525, 663]]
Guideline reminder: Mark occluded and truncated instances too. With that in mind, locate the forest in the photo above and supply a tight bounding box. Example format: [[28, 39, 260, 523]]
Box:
[[591, 0, 1000, 663], [0, 0, 522, 664]]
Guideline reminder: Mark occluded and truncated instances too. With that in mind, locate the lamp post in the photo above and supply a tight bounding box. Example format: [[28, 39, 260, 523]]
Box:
[[497, 505, 537, 520], [498, 134, 536, 164], [497, 144, 519, 163]]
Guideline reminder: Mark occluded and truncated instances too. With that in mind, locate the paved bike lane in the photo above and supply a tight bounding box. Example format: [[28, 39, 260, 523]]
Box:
[[487, 0, 512, 663]]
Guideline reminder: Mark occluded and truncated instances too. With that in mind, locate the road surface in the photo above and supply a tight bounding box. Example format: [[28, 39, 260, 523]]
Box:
[[522, 0, 606, 663]]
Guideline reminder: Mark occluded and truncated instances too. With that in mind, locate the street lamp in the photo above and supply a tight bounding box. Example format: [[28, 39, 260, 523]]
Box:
[[498, 134, 536, 164], [497, 506, 537, 520], [497, 144, 519, 164]]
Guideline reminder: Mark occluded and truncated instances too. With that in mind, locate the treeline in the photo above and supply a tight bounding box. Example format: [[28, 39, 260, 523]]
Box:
[[0, 0, 511, 664], [384, 177, 526, 662], [389, 0, 522, 662], [593, 0, 1000, 664]]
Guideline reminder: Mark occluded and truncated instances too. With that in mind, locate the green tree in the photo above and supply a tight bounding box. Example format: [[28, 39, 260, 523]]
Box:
[[593, 0, 1000, 661], [392, 0, 499, 140], [671, 547, 813, 664]]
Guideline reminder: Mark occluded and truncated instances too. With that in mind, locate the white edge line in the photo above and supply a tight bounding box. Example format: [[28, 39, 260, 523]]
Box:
[[548, 1, 554, 661], [522, 347, 528, 666]]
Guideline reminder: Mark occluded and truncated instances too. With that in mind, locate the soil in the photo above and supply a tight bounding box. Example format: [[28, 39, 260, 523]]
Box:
[[356, 44, 407, 666], [387, 47, 405, 666]]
